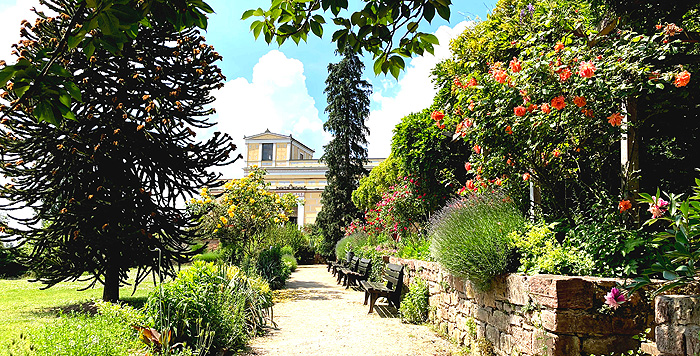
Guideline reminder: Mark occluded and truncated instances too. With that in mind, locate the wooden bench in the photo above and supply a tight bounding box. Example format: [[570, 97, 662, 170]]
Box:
[[336, 256, 359, 285], [360, 263, 404, 313], [343, 258, 371, 289], [329, 251, 354, 276]]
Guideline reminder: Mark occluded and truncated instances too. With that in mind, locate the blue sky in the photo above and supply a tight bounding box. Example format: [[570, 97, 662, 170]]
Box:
[[0, 0, 497, 178]]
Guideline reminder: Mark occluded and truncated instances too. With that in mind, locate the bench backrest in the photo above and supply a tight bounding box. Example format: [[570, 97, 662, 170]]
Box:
[[348, 256, 360, 271], [344, 250, 354, 264], [383, 263, 404, 291], [358, 258, 372, 277]]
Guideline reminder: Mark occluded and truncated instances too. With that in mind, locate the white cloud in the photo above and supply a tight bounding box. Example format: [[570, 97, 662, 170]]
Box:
[[210, 50, 327, 178], [366, 21, 472, 158], [0, 0, 42, 63]]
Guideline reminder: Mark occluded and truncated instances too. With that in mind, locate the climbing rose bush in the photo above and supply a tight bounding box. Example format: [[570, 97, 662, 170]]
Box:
[[436, 1, 693, 216]]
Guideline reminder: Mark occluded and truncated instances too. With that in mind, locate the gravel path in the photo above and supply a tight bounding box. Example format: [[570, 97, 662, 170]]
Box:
[[243, 265, 458, 356]]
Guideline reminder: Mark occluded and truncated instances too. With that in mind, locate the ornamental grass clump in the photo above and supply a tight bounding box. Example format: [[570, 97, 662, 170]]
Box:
[[429, 192, 526, 290]]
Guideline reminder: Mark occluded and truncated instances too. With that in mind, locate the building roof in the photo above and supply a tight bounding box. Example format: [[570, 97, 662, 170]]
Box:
[[243, 129, 315, 154]]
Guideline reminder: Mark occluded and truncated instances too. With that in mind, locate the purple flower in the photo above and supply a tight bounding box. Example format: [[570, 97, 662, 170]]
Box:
[[604, 287, 626, 310], [527, 3, 535, 14]]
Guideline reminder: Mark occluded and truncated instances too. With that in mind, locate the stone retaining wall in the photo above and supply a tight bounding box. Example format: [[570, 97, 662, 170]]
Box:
[[654, 295, 700, 356], [389, 257, 655, 356]]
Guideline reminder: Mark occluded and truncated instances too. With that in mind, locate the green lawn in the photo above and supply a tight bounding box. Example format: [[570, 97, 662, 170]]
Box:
[[0, 272, 156, 351]]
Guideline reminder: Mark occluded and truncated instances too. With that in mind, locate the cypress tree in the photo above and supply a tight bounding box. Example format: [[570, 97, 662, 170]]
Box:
[[316, 49, 372, 254], [0, 1, 235, 302]]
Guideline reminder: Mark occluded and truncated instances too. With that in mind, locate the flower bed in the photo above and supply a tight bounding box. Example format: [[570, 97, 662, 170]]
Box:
[[390, 256, 656, 356]]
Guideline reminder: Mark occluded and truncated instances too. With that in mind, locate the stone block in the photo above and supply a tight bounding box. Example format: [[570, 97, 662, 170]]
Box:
[[541, 309, 644, 335], [509, 314, 524, 328], [490, 310, 509, 332], [476, 307, 491, 323], [656, 324, 686, 356], [500, 333, 516, 354], [511, 326, 534, 354], [656, 295, 700, 326], [485, 325, 500, 349], [685, 325, 700, 356], [476, 321, 486, 340], [532, 332, 580, 356], [581, 335, 639, 355], [528, 275, 595, 309], [504, 274, 529, 305], [640, 342, 661, 356]]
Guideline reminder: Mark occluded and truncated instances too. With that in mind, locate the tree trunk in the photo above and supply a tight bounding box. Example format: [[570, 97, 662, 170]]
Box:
[[102, 263, 120, 302]]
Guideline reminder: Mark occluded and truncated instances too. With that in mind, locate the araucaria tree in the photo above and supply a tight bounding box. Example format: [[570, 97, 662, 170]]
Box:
[[0, 1, 235, 302], [316, 49, 372, 254]]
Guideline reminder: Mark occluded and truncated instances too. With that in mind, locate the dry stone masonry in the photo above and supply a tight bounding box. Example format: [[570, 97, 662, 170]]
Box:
[[389, 257, 657, 356]]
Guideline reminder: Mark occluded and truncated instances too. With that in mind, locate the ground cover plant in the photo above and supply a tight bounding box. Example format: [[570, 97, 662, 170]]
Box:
[[0, 271, 153, 354]]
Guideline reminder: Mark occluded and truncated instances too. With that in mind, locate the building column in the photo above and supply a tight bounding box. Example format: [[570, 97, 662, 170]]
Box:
[[297, 198, 305, 228]]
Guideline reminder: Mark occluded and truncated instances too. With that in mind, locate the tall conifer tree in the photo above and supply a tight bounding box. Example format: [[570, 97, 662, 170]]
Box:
[[0, 1, 235, 302], [316, 49, 372, 253]]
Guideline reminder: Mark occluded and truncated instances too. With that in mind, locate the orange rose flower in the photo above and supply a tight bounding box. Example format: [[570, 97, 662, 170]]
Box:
[[505, 125, 513, 135], [467, 77, 478, 87], [464, 162, 472, 171], [578, 61, 596, 78], [619, 200, 632, 212], [493, 69, 508, 84], [674, 70, 691, 87], [607, 112, 623, 126], [473, 144, 482, 154], [573, 96, 586, 107], [541, 103, 551, 114], [522, 172, 531, 181], [509, 57, 522, 73], [514, 106, 526, 117], [551, 96, 566, 110], [466, 180, 476, 191], [554, 41, 564, 52], [559, 67, 572, 81], [431, 110, 445, 121]]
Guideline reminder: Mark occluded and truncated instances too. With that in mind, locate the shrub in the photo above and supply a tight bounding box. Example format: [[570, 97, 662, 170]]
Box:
[[256, 246, 291, 290], [282, 254, 298, 272], [0, 244, 27, 278], [400, 277, 429, 324], [192, 250, 222, 263], [563, 222, 653, 277], [145, 262, 272, 354], [397, 233, 432, 261], [429, 193, 526, 290], [510, 223, 595, 276], [335, 232, 371, 260]]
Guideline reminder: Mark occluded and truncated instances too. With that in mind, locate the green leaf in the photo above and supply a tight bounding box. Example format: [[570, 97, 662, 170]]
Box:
[[67, 32, 87, 50], [373, 56, 385, 75], [423, 3, 435, 22], [0, 68, 16, 88], [65, 81, 82, 102], [59, 94, 71, 107], [435, 4, 450, 21], [34, 100, 54, 124], [662, 270, 678, 280], [252, 21, 264, 40], [407, 22, 418, 33], [241, 9, 256, 20], [97, 12, 120, 36], [420, 33, 439, 45], [656, 83, 665, 90], [13, 82, 30, 98], [310, 21, 323, 38]]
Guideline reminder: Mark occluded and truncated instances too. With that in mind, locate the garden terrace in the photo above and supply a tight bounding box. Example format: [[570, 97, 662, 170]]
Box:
[[390, 256, 657, 355]]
